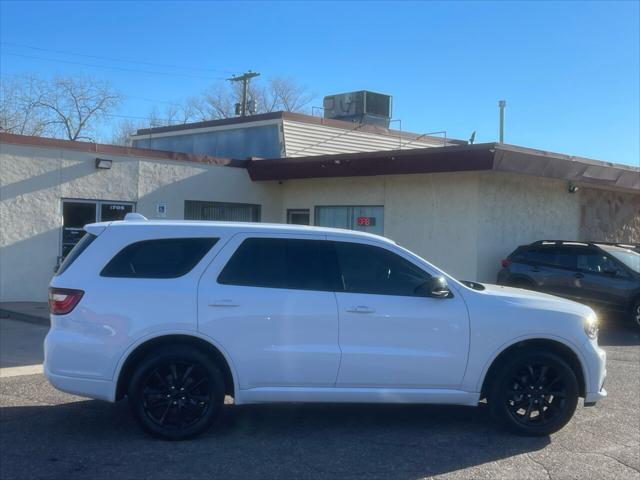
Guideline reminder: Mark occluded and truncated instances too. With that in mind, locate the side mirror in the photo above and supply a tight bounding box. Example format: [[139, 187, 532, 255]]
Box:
[[603, 267, 622, 277], [416, 276, 451, 298]]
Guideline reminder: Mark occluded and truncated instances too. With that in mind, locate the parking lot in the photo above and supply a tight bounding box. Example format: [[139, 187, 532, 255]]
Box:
[[0, 317, 638, 480]]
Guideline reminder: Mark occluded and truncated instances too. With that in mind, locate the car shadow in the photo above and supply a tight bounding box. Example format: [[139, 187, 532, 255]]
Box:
[[0, 399, 550, 479], [597, 320, 640, 347]]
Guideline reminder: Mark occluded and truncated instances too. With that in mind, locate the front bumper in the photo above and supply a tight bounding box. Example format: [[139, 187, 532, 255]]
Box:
[[582, 338, 607, 406]]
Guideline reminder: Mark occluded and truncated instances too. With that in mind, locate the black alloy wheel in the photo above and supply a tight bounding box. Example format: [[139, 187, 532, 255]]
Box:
[[128, 346, 224, 440], [489, 351, 579, 436]]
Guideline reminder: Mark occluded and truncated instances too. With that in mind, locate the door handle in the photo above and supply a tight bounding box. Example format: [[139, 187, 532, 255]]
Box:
[[208, 299, 239, 307], [574, 273, 584, 279], [346, 306, 375, 314]]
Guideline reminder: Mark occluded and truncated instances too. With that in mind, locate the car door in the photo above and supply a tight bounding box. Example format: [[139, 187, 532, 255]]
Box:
[[573, 247, 634, 311], [197, 233, 341, 389], [519, 246, 577, 299], [330, 237, 470, 389]]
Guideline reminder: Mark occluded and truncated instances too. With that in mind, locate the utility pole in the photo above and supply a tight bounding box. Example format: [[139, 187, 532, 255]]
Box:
[[227, 71, 260, 117], [498, 100, 506, 143]]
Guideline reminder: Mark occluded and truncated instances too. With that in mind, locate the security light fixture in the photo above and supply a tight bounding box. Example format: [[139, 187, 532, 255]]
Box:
[[95, 158, 112, 170], [568, 182, 579, 194]]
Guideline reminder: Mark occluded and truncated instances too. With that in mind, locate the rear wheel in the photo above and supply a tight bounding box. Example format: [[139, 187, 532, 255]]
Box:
[[489, 350, 579, 436], [510, 279, 536, 291], [128, 346, 225, 440]]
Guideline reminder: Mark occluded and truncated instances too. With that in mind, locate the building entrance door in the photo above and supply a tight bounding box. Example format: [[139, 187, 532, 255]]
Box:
[[61, 199, 134, 258]]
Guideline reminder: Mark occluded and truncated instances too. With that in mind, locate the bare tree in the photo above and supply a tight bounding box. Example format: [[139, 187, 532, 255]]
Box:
[[188, 76, 314, 122], [110, 118, 144, 146], [0, 75, 51, 136], [35, 76, 121, 141], [1, 75, 121, 141], [265, 77, 314, 113]]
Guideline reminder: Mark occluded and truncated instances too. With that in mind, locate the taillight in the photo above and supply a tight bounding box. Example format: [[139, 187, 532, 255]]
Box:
[[48, 287, 84, 315], [501, 259, 512, 268]]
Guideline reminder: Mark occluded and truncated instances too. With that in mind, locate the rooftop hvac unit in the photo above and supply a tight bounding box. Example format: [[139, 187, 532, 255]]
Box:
[[323, 91, 392, 127]]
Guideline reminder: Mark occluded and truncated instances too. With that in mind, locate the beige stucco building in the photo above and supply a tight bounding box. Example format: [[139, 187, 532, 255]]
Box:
[[1, 126, 638, 302]]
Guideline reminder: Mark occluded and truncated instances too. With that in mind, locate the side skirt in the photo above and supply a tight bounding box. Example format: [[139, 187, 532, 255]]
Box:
[[235, 387, 480, 406]]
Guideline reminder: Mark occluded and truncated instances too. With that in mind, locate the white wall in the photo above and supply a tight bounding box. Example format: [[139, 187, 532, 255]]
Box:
[[0, 143, 281, 302], [136, 159, 281, 222], [475, 171, 581, 283]]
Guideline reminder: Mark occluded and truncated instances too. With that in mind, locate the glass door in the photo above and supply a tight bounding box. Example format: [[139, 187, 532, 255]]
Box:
[[61, 199, 135, 259], [62, 201, 97, 257]]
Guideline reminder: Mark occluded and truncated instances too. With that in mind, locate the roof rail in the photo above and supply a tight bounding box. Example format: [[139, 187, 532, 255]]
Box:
[[531, 240, 591, 246], [124, 213, 147, 221], [594, 241, 640, 250], [531, 239, 640, 250]]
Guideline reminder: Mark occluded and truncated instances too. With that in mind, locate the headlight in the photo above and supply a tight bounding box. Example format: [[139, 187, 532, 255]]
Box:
[[584, 314, 598, 339]]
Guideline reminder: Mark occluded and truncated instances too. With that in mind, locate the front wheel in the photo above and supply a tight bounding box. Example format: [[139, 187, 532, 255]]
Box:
[[631, 299, 640, 330], [128, 346, 225, 440], [489, 351, 579, 436]]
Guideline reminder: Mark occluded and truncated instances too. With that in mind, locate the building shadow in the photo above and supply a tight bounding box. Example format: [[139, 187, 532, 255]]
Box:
[[0, 399, 550, 479]]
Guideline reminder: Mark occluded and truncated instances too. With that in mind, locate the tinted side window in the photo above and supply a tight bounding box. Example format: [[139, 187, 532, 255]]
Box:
[[548, 247, 576, 269], [56, 233, 97, 276], [516, 247, 576, 269], [334, 242, 431, 296], [101, 238, 217, 278], [576, 250, 619, 274], [218, 238, 340, 291]]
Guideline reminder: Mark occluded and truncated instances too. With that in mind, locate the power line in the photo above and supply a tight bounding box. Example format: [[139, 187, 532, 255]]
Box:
[[0, 41, 235, 75], [0, 52, 227, 81], [0, 73, 190, 107]]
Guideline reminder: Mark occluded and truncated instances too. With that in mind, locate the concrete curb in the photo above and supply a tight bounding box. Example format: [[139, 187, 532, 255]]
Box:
[[0, 309, 49, 326]]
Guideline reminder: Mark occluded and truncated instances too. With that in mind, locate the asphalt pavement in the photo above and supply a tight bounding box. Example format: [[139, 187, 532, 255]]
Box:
[[0, 319, 638, 480]]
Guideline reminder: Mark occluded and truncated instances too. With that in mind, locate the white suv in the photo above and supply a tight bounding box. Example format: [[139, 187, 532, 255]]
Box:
[[45, 215, 607, 439]]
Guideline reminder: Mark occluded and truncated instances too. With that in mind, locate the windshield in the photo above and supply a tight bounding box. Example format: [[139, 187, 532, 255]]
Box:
[[605, 247, 640, 273]]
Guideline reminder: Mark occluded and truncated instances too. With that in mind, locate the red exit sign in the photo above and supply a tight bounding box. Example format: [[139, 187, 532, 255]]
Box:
[[357, 216, 376, 227]]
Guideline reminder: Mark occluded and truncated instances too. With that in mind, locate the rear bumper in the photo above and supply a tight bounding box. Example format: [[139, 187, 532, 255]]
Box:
[[44, 365, 115, 402]]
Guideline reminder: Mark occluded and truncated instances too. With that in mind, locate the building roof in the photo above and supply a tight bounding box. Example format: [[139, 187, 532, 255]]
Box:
[[247, 142, 640, 192], [132, 111, 467, 148], [2, 132, 637, 193], [0, 132, 246, 167]]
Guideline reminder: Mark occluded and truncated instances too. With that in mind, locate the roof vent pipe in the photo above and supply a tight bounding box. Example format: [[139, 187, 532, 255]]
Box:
[[498, 100, 506, 143]]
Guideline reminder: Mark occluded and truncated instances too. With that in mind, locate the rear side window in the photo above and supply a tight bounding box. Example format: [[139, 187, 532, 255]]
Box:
[[514, 247, 576, 269], [55, 233, 97, 276], [334, 242, 431, 296], [218, 238, 340, 291], [101, 238, 218, 278]]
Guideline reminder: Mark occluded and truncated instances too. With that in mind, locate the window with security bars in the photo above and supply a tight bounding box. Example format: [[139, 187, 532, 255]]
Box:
[[184, 200, 261, 222]]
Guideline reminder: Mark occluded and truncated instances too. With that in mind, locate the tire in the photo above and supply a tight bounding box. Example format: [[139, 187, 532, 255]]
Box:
[[127, 345, 225, 440], [631, 299, 640, 330], [488, 350, 579, 436]]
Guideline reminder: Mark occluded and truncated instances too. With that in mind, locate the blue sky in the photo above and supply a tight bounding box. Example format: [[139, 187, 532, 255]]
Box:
[[1, 1, 638, 166]]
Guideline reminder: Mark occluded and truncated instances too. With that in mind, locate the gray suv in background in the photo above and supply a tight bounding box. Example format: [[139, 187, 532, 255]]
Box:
[[497, 240, 640, 328]]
